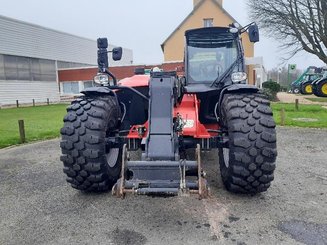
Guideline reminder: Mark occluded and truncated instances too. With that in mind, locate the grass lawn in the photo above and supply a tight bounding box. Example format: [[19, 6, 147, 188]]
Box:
[[272, 103, 327, 128], [305, 97, 327, 103], [0, 104, 68, 149]]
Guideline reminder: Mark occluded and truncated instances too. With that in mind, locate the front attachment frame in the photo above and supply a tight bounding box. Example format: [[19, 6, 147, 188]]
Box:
[[112, 144, 209, 199]]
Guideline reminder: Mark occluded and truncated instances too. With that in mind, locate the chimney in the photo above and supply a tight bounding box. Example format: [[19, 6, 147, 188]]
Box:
[[193, 0, 223, 8]]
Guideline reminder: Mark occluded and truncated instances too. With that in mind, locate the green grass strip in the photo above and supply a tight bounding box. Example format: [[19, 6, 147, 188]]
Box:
[[272, 103, 327, 128], [0, 104, 68, 148]]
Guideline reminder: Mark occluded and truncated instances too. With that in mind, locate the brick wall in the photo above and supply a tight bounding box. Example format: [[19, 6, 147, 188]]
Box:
[[58, 62, 184, 82]]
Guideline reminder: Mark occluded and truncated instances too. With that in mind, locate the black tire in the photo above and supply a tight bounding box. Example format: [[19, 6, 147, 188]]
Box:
[[219, 93, 277, 194], [300, 82, 313, 95], [60, 96, 122, 192], [316, 79, 327, 97], [312, 83, 320, 96]]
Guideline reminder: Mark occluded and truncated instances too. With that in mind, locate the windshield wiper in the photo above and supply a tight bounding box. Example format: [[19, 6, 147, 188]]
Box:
[[210, 55, 242, 87]]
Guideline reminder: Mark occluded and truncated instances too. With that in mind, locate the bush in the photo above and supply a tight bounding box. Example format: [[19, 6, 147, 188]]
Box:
[[262, 80, 281, 101], [262, 88, 277, 101], [262, 80, 281, 93]]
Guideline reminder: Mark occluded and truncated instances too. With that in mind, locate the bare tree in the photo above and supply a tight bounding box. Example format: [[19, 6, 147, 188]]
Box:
[[248, 0, 327, 64]]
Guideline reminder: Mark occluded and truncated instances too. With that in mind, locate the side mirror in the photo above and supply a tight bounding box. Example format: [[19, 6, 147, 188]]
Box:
[[112, 47, 123, 61], [248, 24, 259, 43], [97, 38, 109, 71]]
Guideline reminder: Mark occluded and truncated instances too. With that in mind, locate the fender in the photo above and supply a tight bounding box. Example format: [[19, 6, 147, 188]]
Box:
[[217, 84, 259, 125], [219, 84, 259, 105], [81, 86, 115, 96], [225, 84, 259, 93]]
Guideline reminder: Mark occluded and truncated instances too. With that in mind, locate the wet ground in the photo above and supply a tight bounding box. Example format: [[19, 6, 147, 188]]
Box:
[[0, 127, 326, 245]]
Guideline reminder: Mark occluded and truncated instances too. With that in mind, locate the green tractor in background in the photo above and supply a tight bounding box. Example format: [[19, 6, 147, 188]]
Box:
[[290, 66, 326, 95], [312, 69, 327, 97], [290, 66, 318, 94]]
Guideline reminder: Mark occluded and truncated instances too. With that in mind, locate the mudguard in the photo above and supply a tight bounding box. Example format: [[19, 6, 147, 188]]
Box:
[[217, 84, 259, 123], [219, 84, 259, 108], [81, 86, 115, 96], [225, 84, 259, 93]]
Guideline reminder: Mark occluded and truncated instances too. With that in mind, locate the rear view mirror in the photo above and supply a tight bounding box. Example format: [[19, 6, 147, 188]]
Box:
[[112, 47, 123, 61], [248, 24, 259, 43]]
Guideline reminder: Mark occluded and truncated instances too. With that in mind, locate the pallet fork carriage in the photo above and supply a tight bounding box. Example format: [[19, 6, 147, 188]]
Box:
[[60, 23, 277, 197], [112, 144, 208, 198]]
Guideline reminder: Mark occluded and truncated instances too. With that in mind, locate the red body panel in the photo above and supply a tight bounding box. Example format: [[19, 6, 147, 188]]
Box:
[[174, 94, 218, 138], [123, 75, 219, 139], [118, 75, 150, 87]]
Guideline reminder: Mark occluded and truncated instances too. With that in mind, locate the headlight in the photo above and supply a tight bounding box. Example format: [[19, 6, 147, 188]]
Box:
[[94, 74, 110, 85], [231, 72, 247, 83]]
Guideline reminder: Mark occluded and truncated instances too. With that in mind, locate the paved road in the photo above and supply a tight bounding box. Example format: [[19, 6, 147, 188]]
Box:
[[0, 127, 327, 245]]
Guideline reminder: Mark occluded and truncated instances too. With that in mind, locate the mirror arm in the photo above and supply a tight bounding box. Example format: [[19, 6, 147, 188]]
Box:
[[104, 69, 117, 85], [240, 22, 256, 34]]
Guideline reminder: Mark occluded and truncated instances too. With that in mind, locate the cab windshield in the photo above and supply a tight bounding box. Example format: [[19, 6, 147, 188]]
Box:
[[187, 39, 238, 83]]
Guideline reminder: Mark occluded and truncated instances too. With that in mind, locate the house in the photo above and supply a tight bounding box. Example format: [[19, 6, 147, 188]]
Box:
[[161, 0, 256, 85]]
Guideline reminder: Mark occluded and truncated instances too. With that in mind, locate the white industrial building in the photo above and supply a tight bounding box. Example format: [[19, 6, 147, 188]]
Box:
[[0, 15, 133, 106]]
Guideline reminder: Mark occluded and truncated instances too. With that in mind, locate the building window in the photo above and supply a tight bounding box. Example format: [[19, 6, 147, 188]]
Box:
[[0, 54, 56, 81], [83, 81, 94, 89], [204, 18, 213, 27], [62, 82, 80, 94]]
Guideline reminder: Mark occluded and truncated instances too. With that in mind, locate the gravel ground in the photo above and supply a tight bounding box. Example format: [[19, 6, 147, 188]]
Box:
[[0, 127, 326, 245], [277, 92, 327, 105]]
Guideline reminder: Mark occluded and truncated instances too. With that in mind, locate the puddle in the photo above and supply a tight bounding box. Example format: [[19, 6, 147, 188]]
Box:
[[278, 220, 327, 245]]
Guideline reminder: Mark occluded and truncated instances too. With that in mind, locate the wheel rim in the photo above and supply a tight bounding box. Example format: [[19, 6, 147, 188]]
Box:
[[305, 84, 312, 94], [223, 148, 230, 168], [294, 88, 299, 94], [106, 148, 119, 167], [322, 83, 327, 95]]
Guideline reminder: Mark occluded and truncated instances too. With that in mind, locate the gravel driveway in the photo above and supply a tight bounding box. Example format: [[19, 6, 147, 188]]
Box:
[[0, 127, 326, 245], [277, 92, 327, 105]]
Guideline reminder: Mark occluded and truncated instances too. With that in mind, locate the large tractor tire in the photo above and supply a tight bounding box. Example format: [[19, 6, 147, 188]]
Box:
[[301, 82, 313, 95], [60, 96, 122, 192], [316, 79, 327, 97], [219, 93, 277, 194], [312, 81, 320, 96]]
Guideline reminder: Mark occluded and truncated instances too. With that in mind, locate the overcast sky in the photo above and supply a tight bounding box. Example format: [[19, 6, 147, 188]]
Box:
[[0, 0, 325, 70]]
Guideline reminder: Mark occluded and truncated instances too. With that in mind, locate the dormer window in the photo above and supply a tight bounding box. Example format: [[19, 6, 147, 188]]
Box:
[[204, 18, 213, 27]]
